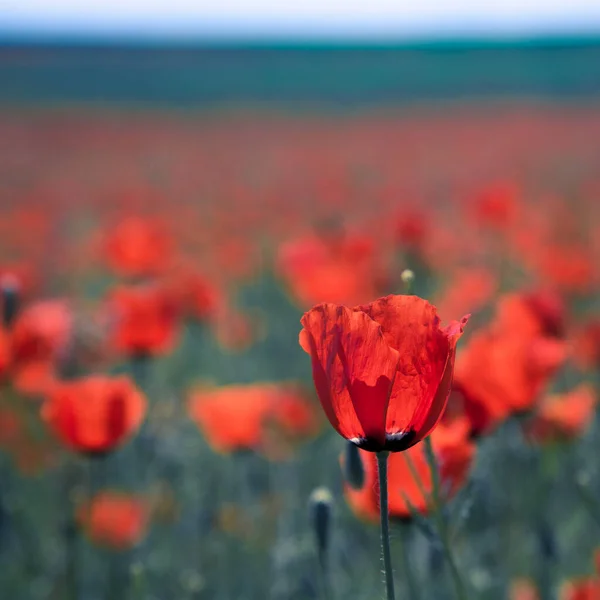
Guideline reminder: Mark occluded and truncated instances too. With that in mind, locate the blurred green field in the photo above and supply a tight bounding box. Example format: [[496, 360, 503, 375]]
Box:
[[2, 39, 600, 104]]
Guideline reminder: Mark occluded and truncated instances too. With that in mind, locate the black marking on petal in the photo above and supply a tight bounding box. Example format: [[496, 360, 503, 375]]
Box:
[[384, 429, 416, 452]]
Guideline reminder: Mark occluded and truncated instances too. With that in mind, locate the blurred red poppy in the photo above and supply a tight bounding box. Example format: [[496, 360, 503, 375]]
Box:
[[300, 294, 469, 452], [526, 384, 596, 444], [342, 418, 475, 521], [495, 291, 566, 340], [78, 491, 149, 550], [0, 329, 10, 379], [108, 284, 180, 358], [41, 375, 147, 455], [560, 580, 600, 600], [277, 232, 380, 307], [188, 382, 319, 458], [470, 179, 520, 229], [102, 216, 174, 278], [434, 267, 497, 323], [8, 299, 72, 396], [393, 209, 429, 252], [453, 293, 567, 436], [164, 262, 221, 322]]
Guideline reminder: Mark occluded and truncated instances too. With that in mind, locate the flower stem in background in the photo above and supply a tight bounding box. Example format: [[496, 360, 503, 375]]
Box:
[[424, 437, 468, 600], [376, 451, 396, 600]]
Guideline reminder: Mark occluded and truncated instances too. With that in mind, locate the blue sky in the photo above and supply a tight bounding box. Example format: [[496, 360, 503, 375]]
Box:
[[3, 0, 600, 40]]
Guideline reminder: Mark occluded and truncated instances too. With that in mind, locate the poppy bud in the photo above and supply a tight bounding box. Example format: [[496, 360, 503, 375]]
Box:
[[308, 487, 333, 558], [400, 269, 415, 293], [1, 274, 20, 329], [537, 520, 557, 561], [343, 441, 365, 490]]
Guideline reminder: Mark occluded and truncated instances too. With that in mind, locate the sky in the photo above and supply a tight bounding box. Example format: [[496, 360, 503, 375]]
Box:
[[3, 0, 600, 40]]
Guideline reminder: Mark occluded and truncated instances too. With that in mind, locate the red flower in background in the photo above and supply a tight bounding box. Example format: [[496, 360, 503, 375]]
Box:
[[102, 216, 174, 278], [78, 492, 149, 550], [451, 292, 567, 436], [164, 262, 221, 322], [41, 375, 146, 455], [494, 291, 566, 339], [300, 295, 469, 452], [560, 549, 600, 599], [433, 267, 498, 323], [527, 384, 597, 444], [537, 244, 595, 295], [471, 179, 520, 229], [561, 580, 600, 600], [0, 329, 10, 379], [393, 209, 429, 252], [277, 232, 380, 308], [8, 299, 72, 396], [188, 382, 319, 458], [343, 418, 475, 521], [109, 284, 180, 358]]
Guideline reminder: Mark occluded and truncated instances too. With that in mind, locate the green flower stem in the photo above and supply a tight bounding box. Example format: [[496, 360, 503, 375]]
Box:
[[424, 437, 468, 600], [376, 451, 396, 600], [316, 546, 332, 600]]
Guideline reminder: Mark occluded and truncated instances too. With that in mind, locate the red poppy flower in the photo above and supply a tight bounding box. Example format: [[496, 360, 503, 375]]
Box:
[[41, 375, 147, 455], [453, 296, 568, 436], [108, 284, 180, 358], [470, 179, 520, 229], [342, 418, 475, 521], [300, 295, 469, 452], [8, 299, 72, 396], [78, 491, 149, 550], [277, 233, 380, 308], [536, 244, 594, 294], [0, 329, 10, 379], [526, 384, 597, 444], [560, 549, 600, 599], [560, 580, 600, 600], [188, 382, 319, 458], [102, 216, 174, 278], [434, 267, 497, 323], [495, 291, 566, 339], [164, 263, 221, 322], [393, 209, 429, 251]]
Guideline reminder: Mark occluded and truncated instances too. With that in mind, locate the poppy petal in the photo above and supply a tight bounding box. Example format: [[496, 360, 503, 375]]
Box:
[[300, 304, 399, 447], [356, 296, 461, 440]]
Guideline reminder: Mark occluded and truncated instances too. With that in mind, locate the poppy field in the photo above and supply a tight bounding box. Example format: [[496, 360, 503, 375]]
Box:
[[1, 100, 600, 600]]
